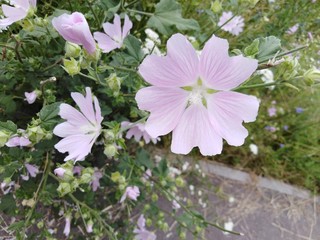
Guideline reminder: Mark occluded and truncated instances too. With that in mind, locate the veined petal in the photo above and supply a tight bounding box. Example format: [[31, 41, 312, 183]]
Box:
[[2, 4, 27, 20], [11, 0, 30, 10], [200, 35, 257, 90], [59, 103, 89, 126], [93, 96, 103, 124], [135, 86, 188, 137], [71, 87, 95, 124], [171, 104, 222, 155], [54, 134, 94, 161], [139, 33, 199, 87], [53, 122, 83, 137], [94, 32, 119, 53], [207, 91, 259, 146], [122, 14, 133, 39], [103, 14, 122, 40]]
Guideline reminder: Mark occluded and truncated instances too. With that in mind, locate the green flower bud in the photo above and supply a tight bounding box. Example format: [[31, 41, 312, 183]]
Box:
[[63, 58, 80, 76], [175, 177, 185, 187], [4, 177, 12, 184], [111, 171, 121, 182], [151, 193, 158, 202], [303, 67, 320, 85], [162, 222, 169, 232], [277, 57, 299, 80], [103, 130, 115, 141], [144, 204, 151, 211], [83, 47, 101, 62], [106, 73, 121, 96], [104, 144, 117, 158], [21, 19, 34, 31], [80, 168, 94, 184], [26, 126, 46, 143], [211, 0, 222, 13], [65, 42, 81, 58], [62, 169, 74, 182], [118, 176, 126, 184], [37, 221, 44, 229], [160, 180, 167, 187], [57, 182, 72, 196], [146, 218, 152, 227], [119, 183, 126, 191], [0, 131, 11, 147], [179, 231, 186, 239]]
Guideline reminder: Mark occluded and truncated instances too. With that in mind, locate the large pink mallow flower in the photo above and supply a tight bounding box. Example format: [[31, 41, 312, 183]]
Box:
[[94, 14, 132, 53], [136, 34, 259, 156], [134, 215, 157, 240], [53, 87, 103, 162], [0, 0, 37, 31], [52, 12, 96, 54], [121, 121, 159, 144], [218, 11, 244, 36]]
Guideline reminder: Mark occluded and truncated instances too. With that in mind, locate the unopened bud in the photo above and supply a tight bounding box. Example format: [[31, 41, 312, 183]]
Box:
[[63, 58, 80, 76], [303, 67, 320, 85], [65, 42, 81, 58], [104, 144, 117, 158]]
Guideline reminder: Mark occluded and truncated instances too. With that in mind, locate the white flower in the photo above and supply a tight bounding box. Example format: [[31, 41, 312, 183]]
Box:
[[223, 220, 234, 235], [257, 69, 275, 90], [249, 143, 258, 155]]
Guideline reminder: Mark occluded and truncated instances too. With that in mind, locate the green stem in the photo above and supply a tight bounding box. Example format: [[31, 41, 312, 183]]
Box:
[[79, 72, 98, 82], [234, 82, 280, 90], [126, 8, 153, 16], [23, 153, 51, 239], [0, 43, 15, 50]]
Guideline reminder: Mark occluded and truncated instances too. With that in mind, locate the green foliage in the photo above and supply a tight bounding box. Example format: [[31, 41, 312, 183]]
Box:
[[147, 0, 200, 35], [257, 36, 282, 62]]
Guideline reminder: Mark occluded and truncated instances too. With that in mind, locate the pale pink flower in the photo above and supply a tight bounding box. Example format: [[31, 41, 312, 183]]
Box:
[[73, 166, 83, 175], [268, 107, 277, 117], [136, 34, 259, 155], [24, 91, 37, 104], [54, 167, 66, 177], [0, 0, 37, 31], [1, 181, 15, 195], [86, 221, 93, 233], [218, 12, 244, 36], [172, 200, 181, 210], [63, 215, 71, 237], [53, 87, 103, 162], [6, 136, 31, 147], [94, 14, 132, 53], [121, 121, 159, 144], [21, 163, 39, 180], [286, 24, 299, 35], [120, 186, 140, 203], [91, 168, 103, 191], [52, 12, 96, 54], [134, 215, 156, 240]]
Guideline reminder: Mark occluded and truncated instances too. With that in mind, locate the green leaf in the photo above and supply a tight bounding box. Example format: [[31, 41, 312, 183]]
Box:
[[244, 38, 260, 58], [39, 102, 61, 130], [123, 35, 144, 63], [136, 148, 154, 169], [0, 120, 17, 133], [257, 36, 282, 62], [0, 94, 17, 115], [0, 194, 17, 215], [147, 0, 200, 35]]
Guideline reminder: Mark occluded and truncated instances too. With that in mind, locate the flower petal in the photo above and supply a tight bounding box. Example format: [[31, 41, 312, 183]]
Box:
[[139, 33, 199, 87], [122, 14, 132, 38], [53, 122, 82, 137], [135, 86, 188, 137], [200, 35, 257, 90], [71, 87, 96, 124], [54, 134, 94, 161], [207, 91, 259, 146], [102, 14, 122, 40], [59, 103, 89, 126], [93, 32, 119, 53], [171, 104, 222, 155]]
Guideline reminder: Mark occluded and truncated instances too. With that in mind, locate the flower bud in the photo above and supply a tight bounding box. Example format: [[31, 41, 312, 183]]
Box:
[[103, 130, 115, 141], [21, 19, 34, 31], [277, 57, 299, 80], [65, 42, 81, 58], [175, 177, 185, 187], [303, 67, 320, 85], [26, 126, 46, 143], [211, 0, 222, 13], [161, 222, 169, 232], [57, 182, 72, 196], [111, 172, 121, 182], [80, 168, 94, 184], [106, 73, 121, 96], [146, 218, 152, 227], [151, 193, 158, 202], [104, 144, 117, 158], [63, 58, 80, 76]]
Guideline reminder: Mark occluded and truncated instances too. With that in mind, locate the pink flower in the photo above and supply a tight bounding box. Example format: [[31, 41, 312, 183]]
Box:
[[136, 34, 259, 155], [52, 12, 96, 54], [286, 24, 299, 35], [54, 167, 66, 177], [120, 186, 140, 203], [73, 166, 83, 175], [0, 0, 37, 31], [63, 215, 71, 237], [91, 168, 103, 191], [133, 215, 156, 240], [24, 91, 37, 104], [1, 181, 15, 195], [94, 14, 132, 53], [218, 12, 244, 36], [25, 163, 39, 177], [268, 107, 277, 117], [6, 136, 31, 147], [121, 121, 159, 144], [172, 200, 181, 210], [53, 87, 103, 162]]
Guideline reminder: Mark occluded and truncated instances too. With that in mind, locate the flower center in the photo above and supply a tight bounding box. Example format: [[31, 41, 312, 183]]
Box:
[[182, 79, 217, 107]]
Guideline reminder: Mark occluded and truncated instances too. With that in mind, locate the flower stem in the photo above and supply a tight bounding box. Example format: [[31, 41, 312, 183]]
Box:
[[126, 8, 153, 16], [234, 82, 279, 90]]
